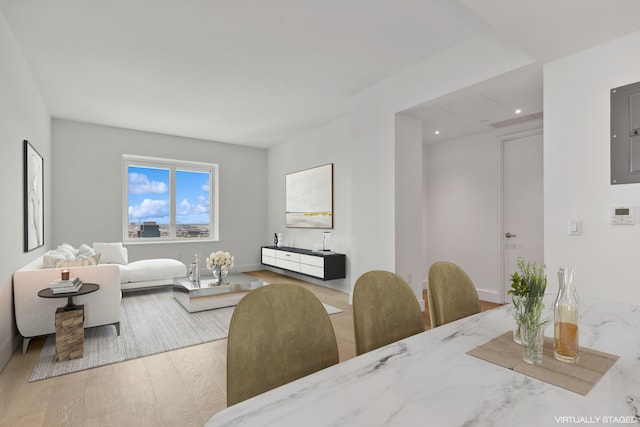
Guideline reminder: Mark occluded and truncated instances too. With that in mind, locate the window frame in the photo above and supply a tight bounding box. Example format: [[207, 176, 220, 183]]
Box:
[[123, 154, 219, 244]]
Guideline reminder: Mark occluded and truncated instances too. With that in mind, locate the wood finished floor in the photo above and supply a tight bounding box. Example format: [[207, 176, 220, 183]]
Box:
[[0, 271, 500, 427]]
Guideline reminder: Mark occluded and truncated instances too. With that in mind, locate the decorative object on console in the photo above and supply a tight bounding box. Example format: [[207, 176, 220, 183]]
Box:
[[321, 231, 332, 253], [285, 163, 333, 228], [23, 139, 44, 252], [206, 251, 234, 285], [277, 233, 283, 247]]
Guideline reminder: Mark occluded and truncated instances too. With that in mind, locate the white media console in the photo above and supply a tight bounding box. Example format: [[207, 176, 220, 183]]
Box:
[[261, 246, 346, 281]]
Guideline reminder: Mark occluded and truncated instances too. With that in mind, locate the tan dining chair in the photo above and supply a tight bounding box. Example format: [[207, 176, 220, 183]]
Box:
[[352, 270, 425, 356], [226, 283, 339, 406], [427, 261, 481, 328]]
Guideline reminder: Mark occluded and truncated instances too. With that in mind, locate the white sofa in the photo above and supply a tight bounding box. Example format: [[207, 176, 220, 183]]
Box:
[[14, 243, 187, 352], [14, 257, 122, 353], [92, 242, 187, 290], [43, 242, 187, 291], [119, 257, 187, 291]]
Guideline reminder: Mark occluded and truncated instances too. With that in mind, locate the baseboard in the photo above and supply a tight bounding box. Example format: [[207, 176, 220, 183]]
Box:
[[477, 289, 501, 304]]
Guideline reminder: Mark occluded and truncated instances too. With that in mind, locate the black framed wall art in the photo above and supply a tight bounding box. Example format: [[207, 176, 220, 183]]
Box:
[[24, 140, 44, 252]]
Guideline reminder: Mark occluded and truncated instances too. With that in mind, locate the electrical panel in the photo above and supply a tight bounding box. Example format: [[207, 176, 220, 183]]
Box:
[[611, 81, 640, 185]]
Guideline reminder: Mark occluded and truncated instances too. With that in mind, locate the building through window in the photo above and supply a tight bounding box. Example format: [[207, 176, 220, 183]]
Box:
[[123, 155, 219, 242]]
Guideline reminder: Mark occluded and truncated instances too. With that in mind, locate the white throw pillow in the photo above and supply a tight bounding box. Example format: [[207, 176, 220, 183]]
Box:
[[93, 242, 128, 265], [77, 243, 95, 257], [54, 254, 101, 267], [43, 250, 67, 268], [56, 244, 77, 259]]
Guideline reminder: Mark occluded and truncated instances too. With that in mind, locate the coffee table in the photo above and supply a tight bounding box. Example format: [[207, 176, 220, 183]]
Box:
[[172, 274, 264, 313]]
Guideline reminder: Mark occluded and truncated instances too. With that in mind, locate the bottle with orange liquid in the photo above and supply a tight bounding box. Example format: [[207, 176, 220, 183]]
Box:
[[554, 267, 580, 362]]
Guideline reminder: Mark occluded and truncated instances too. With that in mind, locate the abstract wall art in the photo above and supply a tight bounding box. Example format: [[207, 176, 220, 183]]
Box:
[[24, 140, 44, 252], [286, 163, 333, 228]]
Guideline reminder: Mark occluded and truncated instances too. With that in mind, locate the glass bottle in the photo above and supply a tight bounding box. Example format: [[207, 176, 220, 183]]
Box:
[[554, 267, 580, 362]]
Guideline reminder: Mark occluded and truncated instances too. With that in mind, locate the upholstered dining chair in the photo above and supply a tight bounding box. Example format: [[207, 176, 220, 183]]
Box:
[[226, 283, 339, 406], [427, 261, 481, 328], [352, 270, 425, 356]]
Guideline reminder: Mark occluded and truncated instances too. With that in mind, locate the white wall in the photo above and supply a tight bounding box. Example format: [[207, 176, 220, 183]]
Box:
[[424, 120, 543, 303], [0, 10, 51, 369], [350, 30, 535, 303], [544, 30, 640, 305], [395, 114, 424, 308], [52, 119, 267, 271], [266, 116, 351, 293]]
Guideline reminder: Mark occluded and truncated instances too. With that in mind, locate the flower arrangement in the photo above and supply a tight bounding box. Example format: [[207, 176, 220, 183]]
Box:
[[509, 257, 547, 317], [509, 256, 548, 363], [206, 251, 234, 273]]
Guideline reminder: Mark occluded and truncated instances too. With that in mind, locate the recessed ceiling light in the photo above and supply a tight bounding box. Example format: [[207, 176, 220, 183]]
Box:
[[434, 130, 440, 135], [514, 109, 522, 114]]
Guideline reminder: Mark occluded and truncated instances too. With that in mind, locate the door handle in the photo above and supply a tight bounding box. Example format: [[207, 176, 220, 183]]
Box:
[[505, 232, 517, 238]]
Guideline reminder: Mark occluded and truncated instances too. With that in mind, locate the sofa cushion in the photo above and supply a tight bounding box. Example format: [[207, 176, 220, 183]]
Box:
[[94, 242, 128, 265], [119, 258, 186, 284], [54, 254, 101, 268]]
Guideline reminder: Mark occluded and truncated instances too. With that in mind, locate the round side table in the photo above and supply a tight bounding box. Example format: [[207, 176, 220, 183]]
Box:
[[38, 283, 100, 311], [37, 283, 100, 362]]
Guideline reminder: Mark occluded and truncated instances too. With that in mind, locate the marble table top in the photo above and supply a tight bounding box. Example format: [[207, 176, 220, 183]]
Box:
[[206, 296, 640, 426]]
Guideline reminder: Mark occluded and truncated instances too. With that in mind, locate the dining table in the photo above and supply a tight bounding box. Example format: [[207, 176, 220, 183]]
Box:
[[206, 295, 640, 426]]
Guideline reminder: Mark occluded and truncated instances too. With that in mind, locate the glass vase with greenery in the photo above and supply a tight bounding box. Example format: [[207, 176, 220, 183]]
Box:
[[508, 257, 548, 364]]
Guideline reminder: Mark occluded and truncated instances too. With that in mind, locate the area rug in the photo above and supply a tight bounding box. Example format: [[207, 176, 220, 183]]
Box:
[[29, 287, 342, 382]]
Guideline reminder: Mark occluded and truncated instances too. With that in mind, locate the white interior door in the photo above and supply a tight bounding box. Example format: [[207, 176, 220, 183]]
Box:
[[502, 130, 544, 302]]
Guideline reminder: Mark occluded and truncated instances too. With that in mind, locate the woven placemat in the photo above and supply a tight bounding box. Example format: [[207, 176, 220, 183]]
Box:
[[467, 331, 619, 395]]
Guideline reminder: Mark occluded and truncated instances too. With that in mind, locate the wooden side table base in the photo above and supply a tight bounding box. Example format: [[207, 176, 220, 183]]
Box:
[[55, 305, 84, 361]]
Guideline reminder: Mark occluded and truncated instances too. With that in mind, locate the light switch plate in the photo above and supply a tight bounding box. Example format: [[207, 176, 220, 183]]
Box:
[[568, 220, 582, 236]]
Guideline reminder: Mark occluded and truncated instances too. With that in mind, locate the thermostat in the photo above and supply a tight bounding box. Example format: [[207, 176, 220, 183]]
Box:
[[611, 207, 635, 225]]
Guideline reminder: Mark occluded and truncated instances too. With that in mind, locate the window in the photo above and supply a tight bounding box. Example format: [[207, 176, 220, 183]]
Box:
[[123, 155, 218, 242]]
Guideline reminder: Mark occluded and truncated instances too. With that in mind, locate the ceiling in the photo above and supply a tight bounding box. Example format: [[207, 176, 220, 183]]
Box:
[[3, 1, 640, 148], [403, 63, 543, 144]]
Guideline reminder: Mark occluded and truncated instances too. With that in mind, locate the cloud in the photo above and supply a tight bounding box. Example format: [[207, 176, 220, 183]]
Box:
[[198, 194, 210, 207], [129, 172, 168, 195], [201, 182, 210, 193], [178, 198, 209, 217], [178, 199, 192, 216], [128, 198, 169, 219]]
